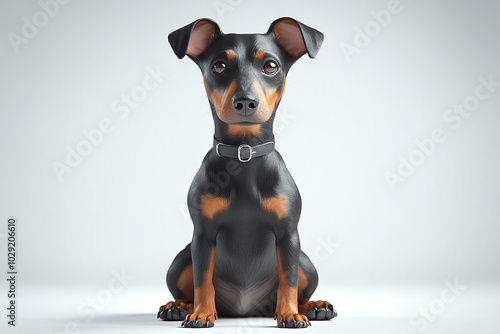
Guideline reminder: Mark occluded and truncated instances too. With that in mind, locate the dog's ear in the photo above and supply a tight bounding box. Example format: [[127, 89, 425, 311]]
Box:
[[267, 17, 324, 59], [168, 18, 222, 59]]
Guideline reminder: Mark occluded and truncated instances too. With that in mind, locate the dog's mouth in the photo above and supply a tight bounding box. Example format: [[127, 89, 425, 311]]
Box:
[[219, 110, 272, 125], [231, 121, 262, 125], [226, 122, 262, 136]]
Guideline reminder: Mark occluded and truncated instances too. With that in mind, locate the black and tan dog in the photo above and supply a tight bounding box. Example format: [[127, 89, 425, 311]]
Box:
[[158, 17, 336, 328]]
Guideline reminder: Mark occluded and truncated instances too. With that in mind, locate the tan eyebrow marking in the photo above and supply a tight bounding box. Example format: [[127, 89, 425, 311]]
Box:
[[226, 49, 236, 60], [255, 49, 266, 60]]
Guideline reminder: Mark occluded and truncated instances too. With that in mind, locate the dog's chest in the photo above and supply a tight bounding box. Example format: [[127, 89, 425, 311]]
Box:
[[217, 162, 282, 217], [190, 152, 297, 229]]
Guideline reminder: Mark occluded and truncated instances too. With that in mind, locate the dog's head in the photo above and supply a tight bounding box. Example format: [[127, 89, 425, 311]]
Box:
[[168, 18, 323, 136]]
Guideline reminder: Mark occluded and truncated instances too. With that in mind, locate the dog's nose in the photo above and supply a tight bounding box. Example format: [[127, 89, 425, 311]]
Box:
[[232, 96, 259, 117]]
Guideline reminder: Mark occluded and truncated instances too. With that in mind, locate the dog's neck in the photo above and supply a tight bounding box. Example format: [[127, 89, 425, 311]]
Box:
[[213, 118, 276, 147]]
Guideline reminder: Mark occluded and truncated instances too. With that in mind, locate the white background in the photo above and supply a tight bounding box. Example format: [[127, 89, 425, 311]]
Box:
[[1, 0, 499, 333]]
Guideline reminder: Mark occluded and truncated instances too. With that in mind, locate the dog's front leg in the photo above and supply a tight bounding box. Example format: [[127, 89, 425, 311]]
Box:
[[275, 230, 311, 328], [181, 234, 217, 328]]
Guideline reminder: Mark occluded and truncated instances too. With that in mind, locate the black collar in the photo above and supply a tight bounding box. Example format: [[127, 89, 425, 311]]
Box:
[[213, 137, 275, 162]]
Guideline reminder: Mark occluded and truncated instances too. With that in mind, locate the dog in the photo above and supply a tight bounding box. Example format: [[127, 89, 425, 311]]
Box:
[[157, 17, 336, 328]]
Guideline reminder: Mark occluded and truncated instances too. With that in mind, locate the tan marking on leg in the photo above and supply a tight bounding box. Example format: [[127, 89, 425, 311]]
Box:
[[297, 267, 309, 302], [177, 264, 194, 301], [187, 247, 217, 323], [275, 248, 299, 315], [275, 248, 309, 326]]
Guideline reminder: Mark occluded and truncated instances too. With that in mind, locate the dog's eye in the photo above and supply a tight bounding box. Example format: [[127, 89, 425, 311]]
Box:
[[263, 60, 278, 74], [212, 61, 227, 74]]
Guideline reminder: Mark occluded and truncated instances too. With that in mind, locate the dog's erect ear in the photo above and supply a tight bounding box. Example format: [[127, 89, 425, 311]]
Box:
[[267, 17, 324, 59], [168, 18, 222, 59]]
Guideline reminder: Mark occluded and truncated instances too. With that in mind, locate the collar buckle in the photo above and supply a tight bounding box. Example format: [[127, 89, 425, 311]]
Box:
[[237, 144, 255, 163]]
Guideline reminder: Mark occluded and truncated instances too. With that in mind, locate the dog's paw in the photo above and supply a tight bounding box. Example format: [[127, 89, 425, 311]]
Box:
[[181, 313, 217, 328], [274, 313, 310, 328], [299, 300, 337, 320], [157, 301, 193, 321]]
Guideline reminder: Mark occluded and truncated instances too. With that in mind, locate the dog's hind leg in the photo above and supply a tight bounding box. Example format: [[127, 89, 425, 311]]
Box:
[[297, 251, 337, 320], [158, 243, 194, 321]]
